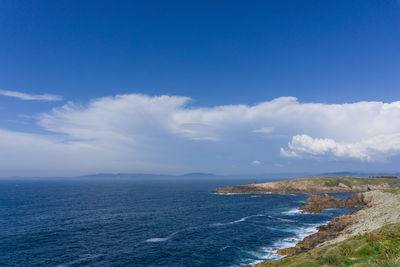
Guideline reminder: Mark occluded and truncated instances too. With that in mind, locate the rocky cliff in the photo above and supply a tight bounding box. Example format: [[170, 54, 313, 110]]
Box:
[[299, 193, 366, 213], [274, 190, 400, 257]]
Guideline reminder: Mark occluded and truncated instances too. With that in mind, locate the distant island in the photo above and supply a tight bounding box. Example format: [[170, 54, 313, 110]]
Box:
[[216, 177, 400, 266]]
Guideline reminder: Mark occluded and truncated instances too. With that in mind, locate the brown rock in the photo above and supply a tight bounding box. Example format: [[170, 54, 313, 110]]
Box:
[[277, 214, 356, 256], [277, 193, 369, 256], [299, 193, 366, 213]]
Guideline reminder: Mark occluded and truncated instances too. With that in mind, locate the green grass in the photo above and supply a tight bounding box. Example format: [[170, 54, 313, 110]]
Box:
[[383, 188, 400, 195], [257, 223, 400, 267], [296, 176, 400, 189]]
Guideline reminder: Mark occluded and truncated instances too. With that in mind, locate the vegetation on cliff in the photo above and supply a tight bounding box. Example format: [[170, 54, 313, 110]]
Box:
[[254, 190, 400, 266], [218, 178, 400, 266], [383, 188, 400, 195], [277, 194, 367, 256], [256, 222, 400, 267]]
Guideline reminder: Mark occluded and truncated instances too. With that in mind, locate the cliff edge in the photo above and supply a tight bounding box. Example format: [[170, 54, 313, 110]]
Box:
[[256, 190, 400, 266]]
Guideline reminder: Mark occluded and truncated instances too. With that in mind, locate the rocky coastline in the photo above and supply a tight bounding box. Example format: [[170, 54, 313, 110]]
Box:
[[221, 177, 400, 266], [276, 193, 367, 256], [255, 189, 400, 266]]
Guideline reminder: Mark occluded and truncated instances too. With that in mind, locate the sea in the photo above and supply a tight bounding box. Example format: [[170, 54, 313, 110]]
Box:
[[0, 177, 354, 266]]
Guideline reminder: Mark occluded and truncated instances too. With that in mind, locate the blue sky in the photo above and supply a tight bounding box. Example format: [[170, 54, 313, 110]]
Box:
[[0, 1, 400, 176]]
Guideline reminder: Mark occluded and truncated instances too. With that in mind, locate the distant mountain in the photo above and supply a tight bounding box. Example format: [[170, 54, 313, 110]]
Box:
[[320, 171, 400, 178], [180, 172, 215, 177]]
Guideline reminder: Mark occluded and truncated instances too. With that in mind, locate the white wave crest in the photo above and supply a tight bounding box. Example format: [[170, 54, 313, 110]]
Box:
[[246, 220, 330, 266], [145, 230, 180, 243], [211, 214, 265, 227], [282, 208, 311, 215], [267, 216, 296, 222]]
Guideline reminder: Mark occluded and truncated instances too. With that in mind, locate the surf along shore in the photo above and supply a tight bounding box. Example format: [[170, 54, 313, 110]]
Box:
[[215, 177, 400, 266]]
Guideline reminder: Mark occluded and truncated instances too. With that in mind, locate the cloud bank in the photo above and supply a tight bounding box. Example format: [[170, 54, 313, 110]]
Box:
[[1, 94, 400, 175], [0, 89, 63, 101], [37, 95, 400, 162]]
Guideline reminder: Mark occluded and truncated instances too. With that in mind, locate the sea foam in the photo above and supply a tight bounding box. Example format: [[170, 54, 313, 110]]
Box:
[[210, 214, 265, 227], [246, 220, 330, 266]]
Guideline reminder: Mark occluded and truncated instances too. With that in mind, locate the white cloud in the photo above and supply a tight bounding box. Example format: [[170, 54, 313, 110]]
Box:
[[38, 94, 400, 162], [2, 94, 400, 175], [281, 134, 400, 161], [251, 160, 261, 165], [0, 89, 63, 101]]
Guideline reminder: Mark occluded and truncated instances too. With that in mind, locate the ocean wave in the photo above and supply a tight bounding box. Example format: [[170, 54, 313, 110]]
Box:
[[210, 214, 265, 227], [145, 230, 181, 243], [246, 220, 330, 266], [266, 226, 296, 233], [267, 215, 296, 222], [282, 208, 310, 215], [282, 208, 302, 215], [146, 213, 270, 243], [57, 254, 103, 266]]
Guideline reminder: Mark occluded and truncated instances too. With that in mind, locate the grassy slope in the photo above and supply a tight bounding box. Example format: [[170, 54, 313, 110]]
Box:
[[257, 222, 400, 267], [217, 177, 400, 194], [293, 176, 400, 188], [383, 188, 400, 195]]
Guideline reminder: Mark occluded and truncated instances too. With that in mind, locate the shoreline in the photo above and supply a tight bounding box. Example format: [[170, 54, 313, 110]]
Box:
[[254, 189, 400, 266], [242, 195, 354, 266], [249, 194, 358, 265], [215, 177, 400, 266], [254, 219, 331, 264]]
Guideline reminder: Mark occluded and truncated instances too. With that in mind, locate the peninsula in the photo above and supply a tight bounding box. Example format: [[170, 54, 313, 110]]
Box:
[[215, 176, 400, 194]]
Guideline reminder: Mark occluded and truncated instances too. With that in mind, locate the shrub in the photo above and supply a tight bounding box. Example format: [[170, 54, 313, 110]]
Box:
[[318, 253, 349, 266]]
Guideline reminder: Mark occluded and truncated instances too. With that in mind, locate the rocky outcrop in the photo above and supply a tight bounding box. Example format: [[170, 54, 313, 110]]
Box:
[[299, 193, 366, 213], [324, 190, 400, 245], [276, 193, 367, 256], [277, 212, 356, 256], [275, 190, 400, 257]]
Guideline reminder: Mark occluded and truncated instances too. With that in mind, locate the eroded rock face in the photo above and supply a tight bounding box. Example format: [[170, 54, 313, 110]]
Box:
[[276, 193, 369, 256], [277, 214, 355, 256], [299, 193, 366, 213]]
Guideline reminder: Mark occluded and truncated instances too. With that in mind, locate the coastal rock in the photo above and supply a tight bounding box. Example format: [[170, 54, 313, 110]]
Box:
[[324, 190, 400, 245], [299, 193, 366, 213], [276, 190, 400, 258], [257, 190, 400, 266], [277, 193, 368, 256], [277, 212, 356, 256]]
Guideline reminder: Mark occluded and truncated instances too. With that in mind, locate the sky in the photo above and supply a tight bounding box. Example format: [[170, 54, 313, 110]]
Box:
[[0, 0, 400, 177]]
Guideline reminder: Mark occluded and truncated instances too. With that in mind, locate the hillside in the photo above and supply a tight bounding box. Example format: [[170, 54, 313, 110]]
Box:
[[256, 222, 400, 267], [216, 177, 400, 194], [255, 190, 400, 266]]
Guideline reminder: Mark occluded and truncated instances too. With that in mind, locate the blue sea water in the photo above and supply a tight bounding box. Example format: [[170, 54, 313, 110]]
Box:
[[0, 178, 353, 266]]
